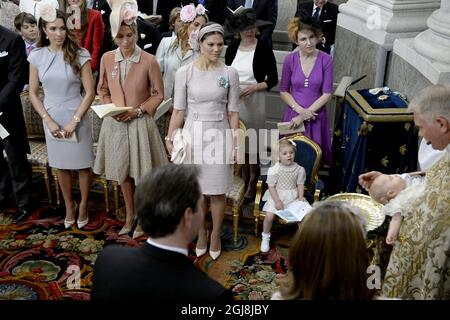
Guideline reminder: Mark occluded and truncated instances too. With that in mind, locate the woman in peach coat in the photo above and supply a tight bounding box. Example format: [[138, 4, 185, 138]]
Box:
[[94, 0, 168, 238]]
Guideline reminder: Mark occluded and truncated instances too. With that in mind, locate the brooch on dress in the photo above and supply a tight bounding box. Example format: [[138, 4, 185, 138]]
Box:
[[112, 64, 119, 80], [218, 75, 230, 89]]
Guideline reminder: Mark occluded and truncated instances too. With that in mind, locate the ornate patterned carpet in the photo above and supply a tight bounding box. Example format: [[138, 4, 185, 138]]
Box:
[[0, 193, 293, 300]]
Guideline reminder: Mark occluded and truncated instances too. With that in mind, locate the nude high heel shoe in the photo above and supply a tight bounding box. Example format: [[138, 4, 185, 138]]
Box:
[[77, 204, 89, 229], [64, 202, 77, 229]]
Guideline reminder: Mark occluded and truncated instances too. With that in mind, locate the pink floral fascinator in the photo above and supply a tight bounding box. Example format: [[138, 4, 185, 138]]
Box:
[[180, 3, 207, 23], [107, 0, 139, 38]]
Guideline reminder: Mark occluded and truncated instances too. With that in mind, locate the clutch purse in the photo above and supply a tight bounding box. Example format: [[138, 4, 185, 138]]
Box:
[[171, 129, 190, 164], [47, 129, 78, 143]]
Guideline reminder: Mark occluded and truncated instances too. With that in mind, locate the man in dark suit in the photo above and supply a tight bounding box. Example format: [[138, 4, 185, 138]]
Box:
[[227, 0, 278, 48], [137, 0, 196, 32], [0, 26, 32, 221], [295, 0, 339, 54], [92, 164, 233, 301]]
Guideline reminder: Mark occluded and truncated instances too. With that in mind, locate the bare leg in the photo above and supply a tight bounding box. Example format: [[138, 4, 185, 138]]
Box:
[[120, 176, 135, 231], [263, 212, 275, 234], [209, 194, 226, 252], [57, 169, 75, 221], [386, 213, 403, 245], [78, 168, 92, 221], [196, 196, 209, 249]]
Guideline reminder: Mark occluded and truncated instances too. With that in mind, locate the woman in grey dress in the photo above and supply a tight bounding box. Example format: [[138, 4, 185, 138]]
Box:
[[28, 9, 95, 229], [166, 23, 240, 260]]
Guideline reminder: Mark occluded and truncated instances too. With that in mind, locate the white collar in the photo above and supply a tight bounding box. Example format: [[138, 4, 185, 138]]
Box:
[[146, 238, 188, 256], [445, 144, 450, 155], [114, 45, 141, 63], [313, 2, 326, 12], [25, 41, 36, 48]]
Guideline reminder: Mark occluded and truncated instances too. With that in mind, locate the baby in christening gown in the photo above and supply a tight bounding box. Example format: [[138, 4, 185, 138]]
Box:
[[260, 139, 312, 253], [369, 173, 426, 245]]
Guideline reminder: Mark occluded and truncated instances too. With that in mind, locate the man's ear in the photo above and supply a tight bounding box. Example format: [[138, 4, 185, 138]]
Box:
[[435, 116, 449, 134], [182, 207, 193, 228]]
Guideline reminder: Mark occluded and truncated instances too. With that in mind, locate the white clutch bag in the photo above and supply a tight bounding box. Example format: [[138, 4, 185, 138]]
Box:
[[171, 129, 190, 164], [47, 129, 78, 143]]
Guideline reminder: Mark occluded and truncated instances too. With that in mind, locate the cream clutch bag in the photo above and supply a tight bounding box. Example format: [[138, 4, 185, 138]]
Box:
[[47, 129, 78, 143]]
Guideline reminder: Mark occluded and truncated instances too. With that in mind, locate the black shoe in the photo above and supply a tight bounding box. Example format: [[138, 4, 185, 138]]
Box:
[[12, 209, 29, 223]]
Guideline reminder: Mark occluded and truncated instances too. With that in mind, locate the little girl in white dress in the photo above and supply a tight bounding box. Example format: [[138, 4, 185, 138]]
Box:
[[260, 139, 312, 253], [369, 172, 426, 245]]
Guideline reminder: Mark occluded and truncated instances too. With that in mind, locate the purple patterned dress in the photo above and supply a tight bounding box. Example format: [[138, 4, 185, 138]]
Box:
[[280, 50, 333, 165]]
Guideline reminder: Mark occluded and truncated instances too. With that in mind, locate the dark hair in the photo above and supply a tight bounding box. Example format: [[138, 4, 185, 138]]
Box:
[[135, 164, 202, 238], [38, 10, 82, 75], [288, 10, 322, 43], [14, 12, 37, 31], [279, 201, 375, 300]]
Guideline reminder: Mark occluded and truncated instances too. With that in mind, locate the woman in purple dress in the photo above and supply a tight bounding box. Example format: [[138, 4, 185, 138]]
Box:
[[280, 14, 333, 165]]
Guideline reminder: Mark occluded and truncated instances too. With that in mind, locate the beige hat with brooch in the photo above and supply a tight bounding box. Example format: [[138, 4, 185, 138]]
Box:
[[107, 0, 138, 39]]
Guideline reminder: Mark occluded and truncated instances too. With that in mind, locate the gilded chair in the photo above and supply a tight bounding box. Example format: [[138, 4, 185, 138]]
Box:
[[222, 120, 247, 244], [20, 89, 52, 204], [253, 134, 323, 235]]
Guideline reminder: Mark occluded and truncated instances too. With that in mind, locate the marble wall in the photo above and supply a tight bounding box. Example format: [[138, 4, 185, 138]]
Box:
[[333, 26, 379, 89], [385, 53, 432, 101]]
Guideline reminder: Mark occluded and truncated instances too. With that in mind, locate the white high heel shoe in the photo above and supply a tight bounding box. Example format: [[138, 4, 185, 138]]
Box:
[[64, 202, 77, 229], [195, 247, 207, 257], [209, 248, 221, 260], [64, 218, 75, 229], [77, 217, 89, 229]]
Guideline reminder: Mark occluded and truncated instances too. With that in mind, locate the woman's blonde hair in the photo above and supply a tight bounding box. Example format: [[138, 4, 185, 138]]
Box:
[[171, 13, 208, 52], [279, 201, 374, 300], [288, 16, 322, 44]]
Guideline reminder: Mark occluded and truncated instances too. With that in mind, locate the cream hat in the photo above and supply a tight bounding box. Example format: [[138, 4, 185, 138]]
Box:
[[19, 0, 59, 23], [107, 0, 139, 39]]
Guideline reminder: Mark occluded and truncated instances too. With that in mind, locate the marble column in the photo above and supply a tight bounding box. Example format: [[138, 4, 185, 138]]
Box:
[[334, 0, 440, 88], [387, 0, 450, 97], [272, 0, 298, 50], [414, 0, 450, 64]]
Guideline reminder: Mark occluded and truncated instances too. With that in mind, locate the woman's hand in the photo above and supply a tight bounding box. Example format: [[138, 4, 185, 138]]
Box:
[[239, 83, 264, 98], [46, 118, 62, 138], [165, 140, 173, 156], [299, 108, 317, 121], [275, 200, 284, 211], [114, 109, 138, 122], [63, 120, 77, 138], [289, 115, 304, 129]]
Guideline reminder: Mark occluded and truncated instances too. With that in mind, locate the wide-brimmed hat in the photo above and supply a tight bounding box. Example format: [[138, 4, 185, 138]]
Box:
[[224, 8, 273, 34], [107, 0, 139, 39], [19, 0, 59, 23]]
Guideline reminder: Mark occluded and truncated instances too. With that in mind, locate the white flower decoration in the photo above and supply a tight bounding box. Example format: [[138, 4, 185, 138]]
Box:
[[38, 3, 57, 22], [122, 3, 138, 25], [196, 4, 207, 15], [218, 75, 230, 89]]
